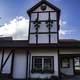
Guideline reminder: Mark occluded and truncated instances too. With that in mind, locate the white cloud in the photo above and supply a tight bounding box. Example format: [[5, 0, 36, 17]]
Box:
[[0, 17, 71, 40], [60, 20, 67, 27], [0, 16, 29, 40]]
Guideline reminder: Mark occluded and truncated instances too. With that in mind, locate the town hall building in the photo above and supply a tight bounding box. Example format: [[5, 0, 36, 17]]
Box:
[[0, 0, 80, 80]]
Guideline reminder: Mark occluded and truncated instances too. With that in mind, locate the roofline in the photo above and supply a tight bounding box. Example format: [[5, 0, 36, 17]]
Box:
[[27, 0, 60, 16], [0, 39, 80, 48]]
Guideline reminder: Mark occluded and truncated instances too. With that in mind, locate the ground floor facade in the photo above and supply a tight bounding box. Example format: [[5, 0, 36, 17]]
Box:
[[0, 47, 80, 80]]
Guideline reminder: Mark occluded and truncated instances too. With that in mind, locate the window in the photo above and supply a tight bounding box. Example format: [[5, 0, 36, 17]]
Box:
[[32, 56, 54, 73], [61, 58, 70, 68], [33, 57, 42, 71]]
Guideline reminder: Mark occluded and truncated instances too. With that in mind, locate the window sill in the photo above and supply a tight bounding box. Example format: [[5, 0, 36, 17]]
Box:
[[31, 69, 54, 73]]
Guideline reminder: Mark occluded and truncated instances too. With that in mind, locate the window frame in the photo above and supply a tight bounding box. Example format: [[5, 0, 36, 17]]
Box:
[[61, 58, 70, 68], [32, 56, 54, 73]]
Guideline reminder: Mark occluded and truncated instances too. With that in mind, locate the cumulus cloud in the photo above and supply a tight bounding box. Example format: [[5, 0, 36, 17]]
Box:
[[0, 16, 29, 40], [60, 20, 67, 27], [59, 20, 73, 38], [0, 17, 71, 40]]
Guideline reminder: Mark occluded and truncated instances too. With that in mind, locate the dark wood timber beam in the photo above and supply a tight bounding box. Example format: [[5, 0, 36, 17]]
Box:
[[0, 49, 13, 72], [26, 48, 28, 80], [0, 48, 4, 73], [11, 48, 15, 78]]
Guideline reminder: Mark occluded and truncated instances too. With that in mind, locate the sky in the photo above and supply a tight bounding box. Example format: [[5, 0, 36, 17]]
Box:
[[0, 0, 80, 40]]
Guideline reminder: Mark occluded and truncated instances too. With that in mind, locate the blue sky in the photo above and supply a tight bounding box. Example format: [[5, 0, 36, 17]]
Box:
[[0, 0, 80, 40]]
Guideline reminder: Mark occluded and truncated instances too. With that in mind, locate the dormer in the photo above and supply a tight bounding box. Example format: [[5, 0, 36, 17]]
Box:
[[27, 0, 60, 44]]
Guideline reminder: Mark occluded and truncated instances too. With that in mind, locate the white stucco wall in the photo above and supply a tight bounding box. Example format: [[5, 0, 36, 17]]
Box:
[[2, 49, 12, 74], [0, 49, 12, 74], [30, 49, 58, 78], [60, 58, 74, 75], [13, 49, 27, 79]]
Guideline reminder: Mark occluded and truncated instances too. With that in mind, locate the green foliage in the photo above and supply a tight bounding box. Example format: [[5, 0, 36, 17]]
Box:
[[46, 20, 53, 29], [0, 73, 3, 80], [34, 18, 41, 30]]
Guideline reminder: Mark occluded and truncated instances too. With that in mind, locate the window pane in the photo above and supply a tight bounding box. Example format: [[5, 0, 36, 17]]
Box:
[[44, 58, 51, 70], [50, 12, 57, 20], [38, 22, 48, 32], [31, 13, 37, 21], [50, 21, 57, 32], [44, 58, 54, 70], [39, 13, 48, 20], [33, 57, 42, 70], [38, 34, 49, 43], [51, 34, 57, 43], [30, 22, 36, 33], [29, 34, 36, 43]]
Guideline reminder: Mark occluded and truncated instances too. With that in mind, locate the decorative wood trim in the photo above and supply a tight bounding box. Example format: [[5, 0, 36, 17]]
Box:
[[31, 11, 57, 13], [1, 49, 13, 71], [29, 51, 31, 77], [11, 48, 15, 78], [31, 20, 57, 22], [0, 48, 4, 73], [28, 15, 31, 43], [26, 49, 29, 79], [36, 13, 39, 44], [73, 58, 75, 75], [30, 32, 57, 34], [49, 11, 51, 43]]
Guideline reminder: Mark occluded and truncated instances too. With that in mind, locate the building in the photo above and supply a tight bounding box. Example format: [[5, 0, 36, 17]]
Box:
[[0, 0, 80, 80]]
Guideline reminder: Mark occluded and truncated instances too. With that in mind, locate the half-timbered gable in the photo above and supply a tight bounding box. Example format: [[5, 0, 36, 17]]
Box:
[[27, 0, 60, 44]]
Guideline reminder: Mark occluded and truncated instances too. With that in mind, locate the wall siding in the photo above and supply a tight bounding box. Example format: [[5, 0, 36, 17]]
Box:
[[13, 49, 27, 79], [30, 49, 58, 78]]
